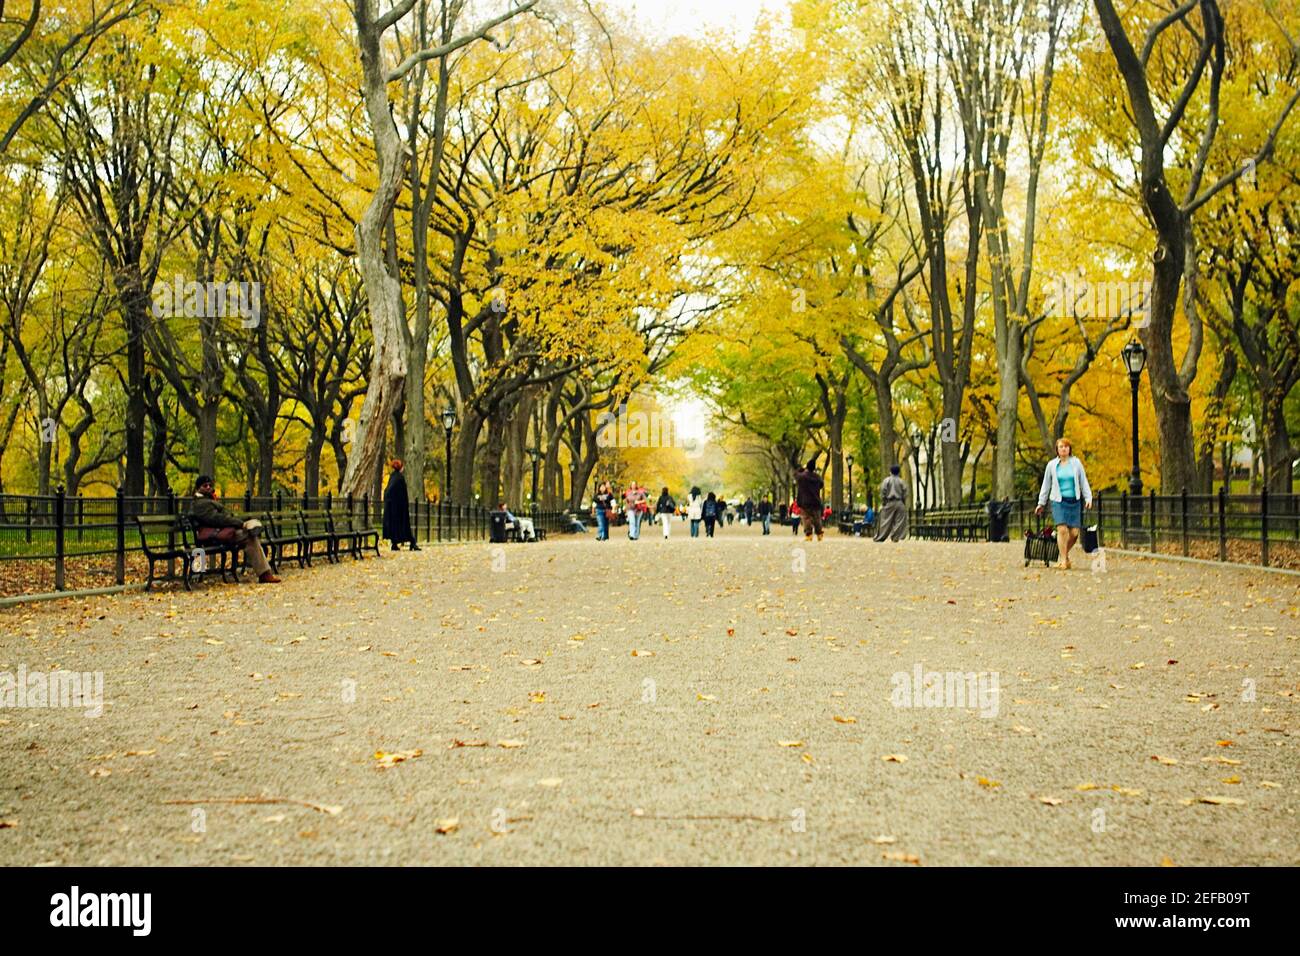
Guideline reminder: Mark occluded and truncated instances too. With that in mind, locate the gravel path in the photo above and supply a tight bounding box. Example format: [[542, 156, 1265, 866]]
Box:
[[1, 527, 1297, 866]]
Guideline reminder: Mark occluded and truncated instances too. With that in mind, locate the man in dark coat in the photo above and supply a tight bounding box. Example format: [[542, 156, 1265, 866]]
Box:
[[794, 456, 825, 541], [191, 475, 280, 583], [382, 460, 419, 551]]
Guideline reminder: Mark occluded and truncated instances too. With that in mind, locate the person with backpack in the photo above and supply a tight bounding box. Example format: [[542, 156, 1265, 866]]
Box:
[[702, 492, 720, 537], [655, 486, 677, 539]]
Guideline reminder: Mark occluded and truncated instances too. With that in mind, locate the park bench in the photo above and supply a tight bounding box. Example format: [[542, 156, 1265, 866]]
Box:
[[296, 510, 341, 566], [490, 511, 539, 543], [134, 514, 239, 591], [913, 508, 988, 542], [258, 511, 302, 573], [333, 510, 381, 560]]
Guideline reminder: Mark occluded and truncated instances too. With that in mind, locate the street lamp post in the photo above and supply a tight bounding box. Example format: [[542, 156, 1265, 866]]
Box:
[[568, 462, 577, 508], [1121, 339, 1147, 533], [847, 454, 854, 513], [528, 447, 540, 512], [441, 408, 457, 503]]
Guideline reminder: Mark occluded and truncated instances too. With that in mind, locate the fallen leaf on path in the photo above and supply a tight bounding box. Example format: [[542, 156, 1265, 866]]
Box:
[[881, 754, 908, 763], [882, 851, 921, 865], [777, 740, 804, 748], [1199, 796, 1244, 806], [435, 818, 460, 835], [374, 749, 423, 769], [833, 715, 857, 724]]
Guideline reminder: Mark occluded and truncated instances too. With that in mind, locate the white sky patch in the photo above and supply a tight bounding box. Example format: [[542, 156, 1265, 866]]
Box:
[[659, 393, 710, 447], [605, 0, 788, 40]]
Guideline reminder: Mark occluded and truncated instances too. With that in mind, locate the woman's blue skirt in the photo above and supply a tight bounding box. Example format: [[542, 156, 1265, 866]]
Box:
[[1051, 497, 1083, 528]]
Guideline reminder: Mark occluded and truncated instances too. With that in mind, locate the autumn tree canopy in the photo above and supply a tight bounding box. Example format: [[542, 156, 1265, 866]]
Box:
[[0, 0, 1296, 508]]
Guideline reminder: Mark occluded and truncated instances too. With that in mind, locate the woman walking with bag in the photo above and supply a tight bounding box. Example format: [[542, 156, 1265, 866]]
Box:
[[1035, 437, 1092, 570]]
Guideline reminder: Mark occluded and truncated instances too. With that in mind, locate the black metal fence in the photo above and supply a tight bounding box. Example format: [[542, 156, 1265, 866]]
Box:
[[901, 489, 1300, 570], [0, 487, 577, 598]]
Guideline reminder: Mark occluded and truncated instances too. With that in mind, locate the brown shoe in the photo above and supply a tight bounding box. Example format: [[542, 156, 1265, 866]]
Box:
[[258, 571, 282, 584]]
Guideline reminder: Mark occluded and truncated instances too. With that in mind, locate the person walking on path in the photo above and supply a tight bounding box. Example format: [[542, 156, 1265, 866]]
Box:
[[382, 459, 420, 551], [743, 497, 755, 526], [686, 487, 704, 537], [624, 482, 647, 540], [1035, 437, 1093, 569], [758, 497, 772, 534], [655, 486, 677, 539], [593, 481, 615, 541], [190, 475, 280, 583], [874, 464, 909, 542], [794, 458, 825, 541], [702, 492, 720, 537]]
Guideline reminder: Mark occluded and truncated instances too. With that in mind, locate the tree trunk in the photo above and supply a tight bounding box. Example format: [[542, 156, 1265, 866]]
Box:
[[340, 1, 414, 497]]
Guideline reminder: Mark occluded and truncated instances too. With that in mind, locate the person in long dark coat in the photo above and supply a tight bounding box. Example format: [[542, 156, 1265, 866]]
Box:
[[382, 459, 419, 551]]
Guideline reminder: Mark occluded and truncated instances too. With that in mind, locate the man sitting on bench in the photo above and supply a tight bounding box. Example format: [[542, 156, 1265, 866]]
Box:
[[191, 475, 281, 583]]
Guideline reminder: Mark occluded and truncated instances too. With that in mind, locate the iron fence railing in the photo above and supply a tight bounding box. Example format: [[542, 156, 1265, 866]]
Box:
[[922, 489, 1300, 569], [0, 487, 577, 597]]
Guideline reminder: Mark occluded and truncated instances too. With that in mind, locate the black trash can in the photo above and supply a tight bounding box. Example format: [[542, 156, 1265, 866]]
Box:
[[986, 499, 1012, 542], [489, 511, 508, 543]]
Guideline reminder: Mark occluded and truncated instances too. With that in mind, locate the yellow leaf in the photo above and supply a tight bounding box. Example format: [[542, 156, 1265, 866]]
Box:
[[882, 851, 921, 865], [374, 749, 423, 768]]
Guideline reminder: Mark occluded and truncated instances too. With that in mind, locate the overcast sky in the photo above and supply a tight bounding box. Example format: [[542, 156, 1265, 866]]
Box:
[[605, 0, 789, 40]]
